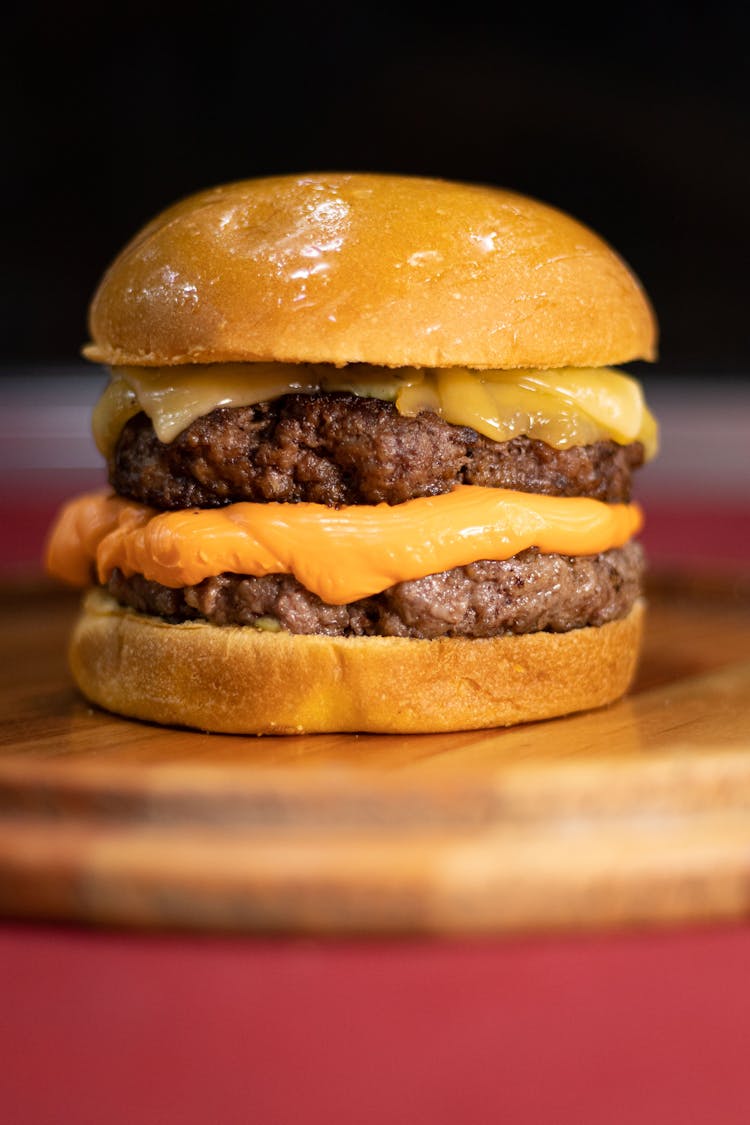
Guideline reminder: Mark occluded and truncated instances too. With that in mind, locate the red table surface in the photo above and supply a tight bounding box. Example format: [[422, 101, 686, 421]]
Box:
[[3, 483, 750, 1124], [2, 922, 750, 1125]]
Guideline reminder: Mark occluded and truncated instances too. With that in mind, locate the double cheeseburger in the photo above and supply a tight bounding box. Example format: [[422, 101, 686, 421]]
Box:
[[46, 172, 658, 734]]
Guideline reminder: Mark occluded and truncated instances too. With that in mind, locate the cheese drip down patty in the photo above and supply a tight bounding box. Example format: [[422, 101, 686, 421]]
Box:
[[47, 488, 642, 604], [93, 363, 659, 459]]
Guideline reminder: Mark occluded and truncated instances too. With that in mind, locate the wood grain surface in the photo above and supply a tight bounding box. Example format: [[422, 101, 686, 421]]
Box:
[[1, 575, 749, 935]]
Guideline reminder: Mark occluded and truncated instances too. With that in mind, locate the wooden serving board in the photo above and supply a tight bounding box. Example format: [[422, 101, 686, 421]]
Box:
[[1, 575, 749, 936]]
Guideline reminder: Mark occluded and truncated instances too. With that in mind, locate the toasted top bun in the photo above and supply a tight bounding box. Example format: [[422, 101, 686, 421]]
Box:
[[84, 172, 657, 371]]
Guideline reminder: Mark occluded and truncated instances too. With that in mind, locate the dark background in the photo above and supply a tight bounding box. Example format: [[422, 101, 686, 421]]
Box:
[[3, 3, 749, 376]]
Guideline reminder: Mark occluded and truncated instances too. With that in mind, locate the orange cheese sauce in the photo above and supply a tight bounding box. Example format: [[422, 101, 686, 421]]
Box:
[[46, 488, 642, 605]]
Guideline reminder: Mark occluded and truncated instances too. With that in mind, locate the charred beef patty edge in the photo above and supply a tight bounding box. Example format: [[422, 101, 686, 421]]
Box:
[[111, 393, 644, 508], [106, 542, 643, 639]]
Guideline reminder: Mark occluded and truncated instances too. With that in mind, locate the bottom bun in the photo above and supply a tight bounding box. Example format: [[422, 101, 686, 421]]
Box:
[[69, 589, 645, 735]]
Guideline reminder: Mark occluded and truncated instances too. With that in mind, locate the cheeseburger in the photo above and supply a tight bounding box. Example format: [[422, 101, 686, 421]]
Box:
[[46, 172, 658, 734]]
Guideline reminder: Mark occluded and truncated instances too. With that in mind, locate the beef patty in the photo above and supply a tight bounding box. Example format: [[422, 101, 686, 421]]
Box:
[[107, 542, 643, 639], [111, 393, 644, 508]]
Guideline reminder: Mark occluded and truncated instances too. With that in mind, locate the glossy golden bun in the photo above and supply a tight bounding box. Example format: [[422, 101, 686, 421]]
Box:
[[70, 590, 644, 735], [85, 172, 657, 371]]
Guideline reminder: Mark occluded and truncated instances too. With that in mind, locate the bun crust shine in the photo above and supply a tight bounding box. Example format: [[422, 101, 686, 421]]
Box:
[[85, 173, 657, 371], [70, 590, 645, 735]]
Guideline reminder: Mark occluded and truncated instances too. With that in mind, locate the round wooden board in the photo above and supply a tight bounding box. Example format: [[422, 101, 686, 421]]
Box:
[[1, 576, 749, 935]]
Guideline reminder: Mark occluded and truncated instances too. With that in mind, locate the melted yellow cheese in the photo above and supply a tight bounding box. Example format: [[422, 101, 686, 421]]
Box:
[[91, 363, 423, 454], [92, 362, 658, 461], [46, 487, 642, 605], [397, 367, 658, 454]]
